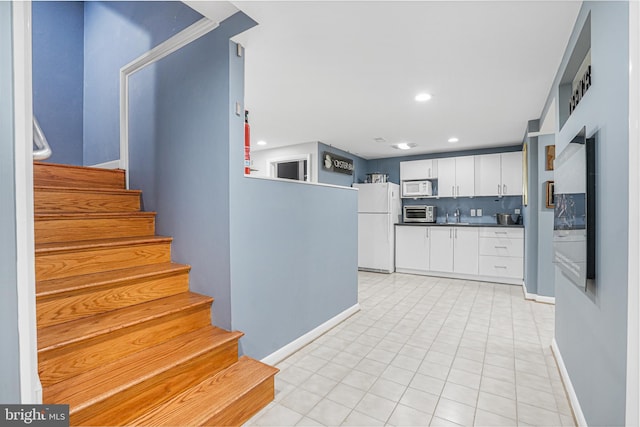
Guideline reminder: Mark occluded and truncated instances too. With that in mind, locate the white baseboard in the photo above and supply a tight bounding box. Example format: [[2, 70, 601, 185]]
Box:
[[261, 303, 361, 366], [522, 281, 556, 304], [552, 338, 587, 426], [90, 160, 120, 169]]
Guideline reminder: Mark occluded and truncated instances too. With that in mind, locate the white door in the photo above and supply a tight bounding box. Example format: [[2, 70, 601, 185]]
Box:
[[437, 158, 456, 198], [395, 226, 429, 271], [429, 227, 454, 272], [453, 227, 479, 275], [474, 154, 502, 196], [501, 152, 523, 196], [358, 213, 393, 271], [354, 183, 390, 213], [455, 156, 475, 197]]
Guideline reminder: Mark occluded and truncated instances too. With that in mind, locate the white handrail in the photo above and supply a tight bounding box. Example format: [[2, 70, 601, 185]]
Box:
[[32, 117, 51, 160]]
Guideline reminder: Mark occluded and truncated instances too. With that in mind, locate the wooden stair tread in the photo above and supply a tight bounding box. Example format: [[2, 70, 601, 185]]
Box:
[[35, 212, 156, 219], [38, 292, 213, 353], [37, 263, 190, 299], [130, 356, 279, 426], [44, 326, 243, 410], [34, 185, 142, 196], [34, 162, 125, 189], [35, 236, 173, 254]]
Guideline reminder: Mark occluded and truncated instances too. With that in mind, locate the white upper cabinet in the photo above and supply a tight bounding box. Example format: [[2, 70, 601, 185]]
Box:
[[400, 159, 437, 181], [500, 151, 523, 196], [437, 156, 474, 198], [474, 152, 522, 197]]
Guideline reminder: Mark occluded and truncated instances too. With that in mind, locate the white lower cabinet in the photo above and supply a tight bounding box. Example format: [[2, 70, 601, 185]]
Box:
[[395, 225, 523, 284], [395, 225, 430, 271], [453, 228, 479, 275], [429, 227, 454, 272]]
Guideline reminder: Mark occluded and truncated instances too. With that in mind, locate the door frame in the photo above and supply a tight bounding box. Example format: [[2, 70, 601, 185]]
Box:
[[12, 0, 41, 403]]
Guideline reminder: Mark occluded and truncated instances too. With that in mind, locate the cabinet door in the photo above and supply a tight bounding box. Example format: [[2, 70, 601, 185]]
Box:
[[455, 156, 475, 197], [429, 227, 454, 272], [474, 154, 502, 196], [395, 226, 429, 271], [400, 159, 434, 181], [453, 227, 479, 275], [437, 158, 456, 197], [501, 152, 523, 196]]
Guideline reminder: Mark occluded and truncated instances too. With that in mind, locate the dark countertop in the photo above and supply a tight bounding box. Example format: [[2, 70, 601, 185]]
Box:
[[396, 222, 524, 228]]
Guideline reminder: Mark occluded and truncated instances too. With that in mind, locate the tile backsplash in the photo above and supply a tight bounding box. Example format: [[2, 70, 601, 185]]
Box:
[[403, 196, 523, 224]]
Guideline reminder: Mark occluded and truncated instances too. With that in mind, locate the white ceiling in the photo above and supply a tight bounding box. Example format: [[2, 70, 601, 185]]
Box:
[[230, 1, 581, 159]]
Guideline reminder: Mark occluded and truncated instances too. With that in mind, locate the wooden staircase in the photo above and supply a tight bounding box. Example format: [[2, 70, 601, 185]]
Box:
[[34, 162, 277, 426]]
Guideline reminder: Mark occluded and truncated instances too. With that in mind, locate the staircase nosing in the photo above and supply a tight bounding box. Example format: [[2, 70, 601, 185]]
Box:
[[36, 263, 191, 300], [52, 328, 244, 412], [38, 293, 213, 353], [35, 236, 173, 254], [34, 185, 142, 195], [35, 212, 156, 219]]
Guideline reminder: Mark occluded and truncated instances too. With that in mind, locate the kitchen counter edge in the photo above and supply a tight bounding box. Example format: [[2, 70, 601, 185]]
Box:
[[396, 223, 524, 228]]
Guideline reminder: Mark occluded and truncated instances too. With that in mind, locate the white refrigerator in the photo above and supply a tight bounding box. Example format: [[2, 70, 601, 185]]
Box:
[[353, 183, 401, 273]]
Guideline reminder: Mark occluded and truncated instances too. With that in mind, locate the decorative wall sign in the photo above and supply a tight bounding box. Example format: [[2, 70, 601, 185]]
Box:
[[546, 180, 555, 208], [545, 145, 556, 171], [568, 51, 592, 117], [322, 151, 354, 175]]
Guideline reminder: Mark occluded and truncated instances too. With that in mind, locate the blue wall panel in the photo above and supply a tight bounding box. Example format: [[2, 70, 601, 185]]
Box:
[[32, 1, 84, 165], [83, 1, 201, 166], [550, 3, 629, 425]]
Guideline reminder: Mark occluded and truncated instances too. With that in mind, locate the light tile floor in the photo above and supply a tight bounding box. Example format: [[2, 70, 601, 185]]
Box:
[[246, 272, 575, 426]]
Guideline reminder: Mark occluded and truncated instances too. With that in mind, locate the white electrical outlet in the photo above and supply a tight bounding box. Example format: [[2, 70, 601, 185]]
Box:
[[470, 209, 476, 217], [515, 208, 521, 214], [477, 209, 483, 216]]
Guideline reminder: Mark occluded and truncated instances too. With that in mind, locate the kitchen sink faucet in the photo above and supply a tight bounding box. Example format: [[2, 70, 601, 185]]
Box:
[[454, 208, 461, 223]]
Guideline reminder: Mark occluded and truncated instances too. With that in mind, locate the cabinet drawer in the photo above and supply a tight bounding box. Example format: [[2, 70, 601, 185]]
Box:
[[479, 227, 523, 239], [479, 237, 523, 257], [479, 256, 523, 279]]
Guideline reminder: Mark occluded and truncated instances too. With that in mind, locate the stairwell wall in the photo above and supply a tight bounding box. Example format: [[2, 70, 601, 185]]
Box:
[[0, 1, 22, 403], [229, 42, 359, 360]]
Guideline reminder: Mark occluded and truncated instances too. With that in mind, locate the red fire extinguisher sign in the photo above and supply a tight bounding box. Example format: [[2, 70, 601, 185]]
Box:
[[244, 110, 251, 175]]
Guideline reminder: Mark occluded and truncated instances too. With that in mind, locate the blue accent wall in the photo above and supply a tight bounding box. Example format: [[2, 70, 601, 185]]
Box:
[[32, 1, 84, 165], [537, 134, 555, 297], [0, 1, 22, 403], [366, 145, 522, 185], [545, 3, 629, 425], [83, 1, 201, 165], [230, 46, 359, 359], [317, 142, 368, 186]]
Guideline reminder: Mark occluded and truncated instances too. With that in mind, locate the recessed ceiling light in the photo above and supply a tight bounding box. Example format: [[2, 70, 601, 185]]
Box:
[[257, 140, 267, 146], [393, 142, 416, 150], [448, 137, 459, 143], [414, 93, 432, 102]]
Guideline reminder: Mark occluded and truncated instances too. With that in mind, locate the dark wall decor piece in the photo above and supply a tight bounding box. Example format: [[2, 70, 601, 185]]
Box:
[[545, 181, 555, 208], [322, 151, 354, 175]]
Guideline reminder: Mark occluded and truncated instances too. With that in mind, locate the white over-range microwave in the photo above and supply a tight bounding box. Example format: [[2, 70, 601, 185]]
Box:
[[402, 180, 433, 198]]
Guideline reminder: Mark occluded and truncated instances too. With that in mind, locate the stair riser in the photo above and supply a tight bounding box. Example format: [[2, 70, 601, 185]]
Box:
[[36, 243, 171, 281], [37, 271, 190, 328], [34, 163, 125, 189], [35, 216, 155, 244], [205, 376, 276, 426], [73, 339, 240, 426], [38, 306, 211, 387], [34, 190, 140, 213]]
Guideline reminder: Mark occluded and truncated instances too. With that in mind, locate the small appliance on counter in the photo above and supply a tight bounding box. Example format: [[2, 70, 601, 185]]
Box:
[[496, 213, 521, 225], [403, 205, 437, 223], [365, 173, 388, 183], [402, 180, 433, 198]]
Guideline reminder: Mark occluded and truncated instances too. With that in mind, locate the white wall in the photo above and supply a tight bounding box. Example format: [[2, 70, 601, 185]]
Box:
[[250, 141, 318, 182]]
